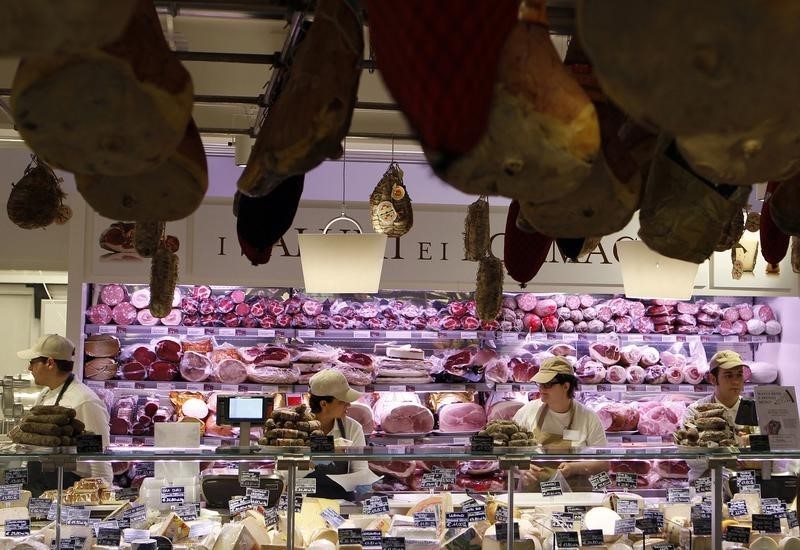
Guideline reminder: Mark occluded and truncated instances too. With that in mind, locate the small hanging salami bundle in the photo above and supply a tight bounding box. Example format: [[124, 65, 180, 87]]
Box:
[[759, 181, 790, 273], [7, 155, 71, 229], [149, 243, 178, 318], [504, 200, 552, 287], [476, 254, 504, 322], [369, 163, 413, 237], [464, 196, 490, 261]]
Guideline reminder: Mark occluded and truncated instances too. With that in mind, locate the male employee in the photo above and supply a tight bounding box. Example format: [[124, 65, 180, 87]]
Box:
[[17, 334, 113, 493], [683, 350, 746, 429]]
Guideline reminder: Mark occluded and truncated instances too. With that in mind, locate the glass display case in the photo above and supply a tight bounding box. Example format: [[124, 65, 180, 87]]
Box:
[[0, 446, 796, 550]]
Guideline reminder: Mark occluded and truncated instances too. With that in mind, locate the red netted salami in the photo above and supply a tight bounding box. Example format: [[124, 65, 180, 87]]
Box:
[[302, 299, 323, 316], [111, 302, 137, 325], [198, 298, 217, 315], [234, 302, 250, 317], [515, 293, 538, 312], [250, 299, 266, 317], [760, 181, 790, 266], [676, 302, 699, 315], [614, 316, 633, 333], [633, 316, 654, 333], [259, 316, 276, 329], [565, 295, 581, 310], [100, 284, 127, 306], [242, 315, 259, 328], [595, 305, 613, 323], [180, 297, 198, 314]]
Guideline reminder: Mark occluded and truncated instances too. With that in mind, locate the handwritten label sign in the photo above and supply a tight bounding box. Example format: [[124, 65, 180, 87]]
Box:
[[413, 512, 437, 528], [581, 529, 604, 547], [338, 528, 362, 545], [309, 435, 334, 452], [667, 488, 691, 503], [4, 519, 30, 537], [362, 530, 383, 548], [321, 507, 345, 529], [752, 513, 781, 533], [636, 517, 659, 535], [693, 477, 711, 493], [278, 495, 303, 513], [0, 484, 20, 502], [615, 499, 639, 516], [788, 510, 799, 529], [172, 503, 199, 521], [246, 488, 270, 508], [470, 435, 493, 453], [614, 472, 638, 489], [445, 512, 469, 529], [229, 496, 253, 516], [383, 537, 406, 550], [296, 478, 317, 494], [263, 507, 278, 527], [541, 480, 563, 497], [96, 527, 121, 547], [589, 472, 612, 491], [737, 470, 757, 491], [614, 518, 636, 535], [555, 532, 580, 548], [724, 526, 752, 544], [362, 496, 389, 515], [28, 498, 52, 520], [238, 471, 260, 488], [551, 512, 574, 529], [3, 469, 27, 486], [463, 500, 487, 523], [495, 522, 520, 541], [161, 486, 185, 504], [727, 500, 749, 518]]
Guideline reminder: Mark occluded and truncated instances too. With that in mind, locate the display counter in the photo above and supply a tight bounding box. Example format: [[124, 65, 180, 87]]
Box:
[[0, 446, 796, 550]]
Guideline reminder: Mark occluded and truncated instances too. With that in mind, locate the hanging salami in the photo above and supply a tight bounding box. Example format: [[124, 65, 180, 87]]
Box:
[[759, 181, 790, 271], [503, 201, 551, 287]]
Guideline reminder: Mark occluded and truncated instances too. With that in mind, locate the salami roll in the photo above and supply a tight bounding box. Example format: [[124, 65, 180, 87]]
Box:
[[503, 200, 552, 287], [111, 302, 137, 326], [11, 0, 194, 176], [760, 181, 790, 266], [100, 284, 127, 306]]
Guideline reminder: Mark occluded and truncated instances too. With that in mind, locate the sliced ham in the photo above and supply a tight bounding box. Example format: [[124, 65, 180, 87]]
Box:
[[484, 357, 510, 385], [211, 358, 248, 385], [84, 358, 118, 380], [291, 344, 340, 363], [589, 342, 621, 366], [485, 392, 527, 421], [510, 358, 538, 383], [438, 403, 486, 433]]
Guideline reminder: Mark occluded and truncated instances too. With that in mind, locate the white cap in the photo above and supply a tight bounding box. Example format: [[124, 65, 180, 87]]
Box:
[[309, 370, 361, 403], [17, 334, 75, 361]]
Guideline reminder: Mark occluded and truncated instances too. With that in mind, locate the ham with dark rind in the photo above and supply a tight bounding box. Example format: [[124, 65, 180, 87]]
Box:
[[155, 339, 181, 362]]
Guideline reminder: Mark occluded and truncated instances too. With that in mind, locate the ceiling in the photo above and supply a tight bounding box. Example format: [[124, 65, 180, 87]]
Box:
[[0, 0, 574, 160]]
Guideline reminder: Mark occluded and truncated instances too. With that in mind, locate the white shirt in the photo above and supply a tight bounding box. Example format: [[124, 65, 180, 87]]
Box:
[[35, 378, 113, 483], [328, 416, 368, 473], [513, 400, 607, 448]]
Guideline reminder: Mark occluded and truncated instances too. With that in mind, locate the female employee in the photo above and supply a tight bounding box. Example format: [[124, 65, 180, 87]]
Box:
[[513, 356, 608, 490], [305, 370, 367, 499]]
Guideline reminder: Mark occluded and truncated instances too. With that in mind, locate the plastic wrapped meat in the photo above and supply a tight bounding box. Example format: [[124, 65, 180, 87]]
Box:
[[179, 351, 212, 382], [639, 346, 660, 366], [484, 357, 510, 385], [682, 361, 706, 385], [329, 364, 373, 386], [636, 400, 686, 436], [438, 402, 487, 432], [586, 398, 639, 432], [547, 343, 577, 357], [376, 404, 433, 434], [625, 366, 646, 385], [665, 366, 684, 385], [346, 402, 375, 434], [246, 363, 300, 384], [644, 365, 667, 384], [605, 365, 627, 384], [574, 357, 606, 384], [210, 358, 248, 384], [619, 345, 643, 366]]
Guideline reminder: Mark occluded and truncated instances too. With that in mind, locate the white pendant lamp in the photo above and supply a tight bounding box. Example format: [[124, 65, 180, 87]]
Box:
[[298, 139, 387, 293], [617, 240, 700, 300]]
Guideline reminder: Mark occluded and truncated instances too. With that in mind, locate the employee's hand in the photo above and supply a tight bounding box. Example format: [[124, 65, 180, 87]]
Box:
[[557, 462, 577, 478], [519, 464, 546, 489]]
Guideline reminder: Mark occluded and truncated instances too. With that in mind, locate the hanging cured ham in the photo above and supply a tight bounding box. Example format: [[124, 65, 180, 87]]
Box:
[[759, 181, 790, 270], [439, 0, 600, 203], [237, 0, 362, 194], [638, 134, 751, 263], [11, 0, 194, 176], [578, 0, 800, 184], [366, 0, 518, 162], [503, 201, 551, 287]]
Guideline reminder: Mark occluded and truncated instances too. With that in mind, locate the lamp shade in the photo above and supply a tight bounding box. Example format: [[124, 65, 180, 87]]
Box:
[[617, 240, 700, 300], [298, 233, 387, 293]]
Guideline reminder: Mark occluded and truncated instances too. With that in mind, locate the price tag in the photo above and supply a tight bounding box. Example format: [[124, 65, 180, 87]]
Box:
[[555, 532, 580, 549], [278, 495, 304, 512], [636, 517, 659, 535], [787, 510, 799, 529], [413, 512, 437, 528], [96, 527, 121, 546], [495, 384, 513, 392], [643, 510, 664, 530], [463, 500, 487, 522], [541, 480, 563, 497], [662, 335, 677, 342], [64, 508, 91, 526], [28, 498, 52, 520], [238, 471, 260, 488], [122, 503, 147, 526], [470, 435, 494, 453], [614, 518, 636, 535], [580, 529, 604, 547], [724, 526, 751, 543], [229, 496, 253, 516], [667, 488, 691, 503], [615, 499, 639, 516], [433, 467, 457, 484], [614, 472, 638, 489], [160, 486, 185, 504], [588, 472, 612, 491], [256, 329, 275, 337], [388, 385, 407, 392], [3, 469, 26, 486], [133, 462, 154, 477], [221, 384, 238, 392], [298, 329, 315, 338], [727, 500, 749, 518], [565, 506, 587, 523], [97, 324, 116, 333], [172, 503, 199, 521], [551, 512, 574, 529], [652, 545, 675, 550], [245, 488, 270, 508], [337, 528, 362, 545], [186, 327, 204, 336], [737, 470, 757, 491], [263, 507, 278, 527], [310, 435, 334, 452], [75, 434, 103, 453], [362, 530, 383, 548], [460, 331, 478, 339], [115, 487, 138, 501], [319, 507, 344, 529], [383, 537, 406, 550], [123, 529, 151, 543], [693, 477, 712, 493], [693, 518, 712, 536], [184, 383, 204, 391], [627, 334, 644, 342], [752, 514, 782, 533], [188, 521, 214, 539], [296, 478, 317, 494], [0, 484, 20, 502], [495, 505, 508, 523], [445, 512, 469, 529], [362, 496, 390, 515], [219, 328, 236, 336], [4, 519, 29, 537], [352, 330, 370, 339], [495, 522, 520, 541], [150, 326, 168, 335]]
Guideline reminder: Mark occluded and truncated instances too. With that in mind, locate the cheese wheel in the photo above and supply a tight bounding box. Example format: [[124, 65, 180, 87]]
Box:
[[11, 0, 193, 176], [752, 537, 780, 550], [76, 120, 207, 222], [779, 537, 800, 550]]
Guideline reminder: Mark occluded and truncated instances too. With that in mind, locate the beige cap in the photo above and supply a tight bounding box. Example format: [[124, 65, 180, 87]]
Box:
[[532, 356, 574, 384], [17, 334, 75, 361], [309, 370, 361, 403], [709, 350, 746, 371]]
